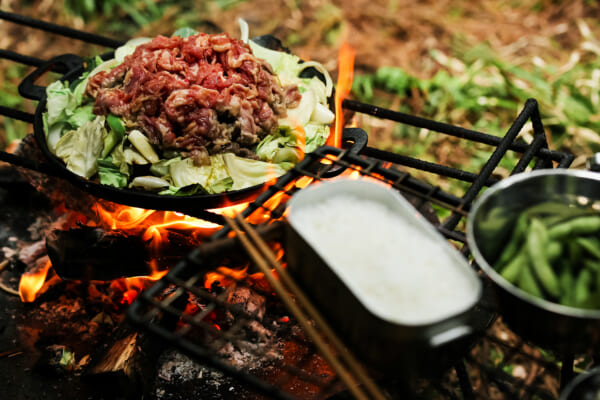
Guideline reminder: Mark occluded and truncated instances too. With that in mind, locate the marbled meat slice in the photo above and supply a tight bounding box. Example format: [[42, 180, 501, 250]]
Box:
[[87, 33, 301, 164]]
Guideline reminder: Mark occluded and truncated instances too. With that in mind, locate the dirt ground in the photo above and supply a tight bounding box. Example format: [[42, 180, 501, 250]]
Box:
[[2, 0, 598, 74]]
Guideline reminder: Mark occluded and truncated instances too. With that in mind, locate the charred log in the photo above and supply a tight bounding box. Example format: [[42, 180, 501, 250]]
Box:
[[46, 225, 207, 281], [46, 226, 151, 281]]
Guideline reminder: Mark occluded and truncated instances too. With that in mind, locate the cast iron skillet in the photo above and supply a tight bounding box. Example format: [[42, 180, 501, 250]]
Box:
[[0, 36, 367, 219]]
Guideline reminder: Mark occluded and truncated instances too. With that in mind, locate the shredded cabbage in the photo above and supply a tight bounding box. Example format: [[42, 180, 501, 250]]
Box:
[[223, 153, 291, 190], [54, 116, 106, 178], [169, 155, 228, 189]]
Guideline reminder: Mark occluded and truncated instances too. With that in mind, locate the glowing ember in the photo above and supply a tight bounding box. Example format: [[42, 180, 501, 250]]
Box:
[[328, 41, 356, 148], [19, 260, 52, 302], [110, 270, 167, 305]]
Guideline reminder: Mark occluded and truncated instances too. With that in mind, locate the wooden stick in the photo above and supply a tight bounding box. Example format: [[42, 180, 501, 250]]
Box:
[[225, 215, 386, 400], [0, 349, 22, 359], [0, 281, 19, 296], [235, 215, 387, 400], [0, 260, 19, 296]]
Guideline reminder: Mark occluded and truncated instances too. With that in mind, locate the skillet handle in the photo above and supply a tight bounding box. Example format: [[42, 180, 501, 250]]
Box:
[[18, 54, 84, 101], [0, 150, 61, 177]]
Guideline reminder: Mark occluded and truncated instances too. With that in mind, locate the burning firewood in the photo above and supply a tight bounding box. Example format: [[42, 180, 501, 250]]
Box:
[[46, 225, 206, 281], [46, 226, 152, 281]]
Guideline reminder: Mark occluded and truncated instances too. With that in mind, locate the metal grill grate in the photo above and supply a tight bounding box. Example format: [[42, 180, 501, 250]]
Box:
[[128, 100, 576, 398]]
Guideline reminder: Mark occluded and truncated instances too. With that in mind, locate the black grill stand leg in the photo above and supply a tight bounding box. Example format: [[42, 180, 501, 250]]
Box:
[[560, 353, 574, 391], [455, 360, 474, 400]]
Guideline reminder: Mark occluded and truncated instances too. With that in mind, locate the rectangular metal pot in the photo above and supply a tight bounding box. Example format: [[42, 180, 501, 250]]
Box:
[[283, 178, 483, 378]]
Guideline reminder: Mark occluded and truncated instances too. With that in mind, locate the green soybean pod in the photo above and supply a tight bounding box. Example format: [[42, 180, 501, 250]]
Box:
[[568, 240, 583, 267], [546, 241, 563, 263], [585, 259, 600, 272], [559, 263, 575, 306], [498, 249, 527, 284], [584, 259, 600, 308], [527, 218, 561, 298], [526, 202, 592, 225], [576, 237, 600, 260], [574, 268, 593, 308], [548, 216, 600, 240], [495, 213, 529, 269], [518, 262, 544, 298]]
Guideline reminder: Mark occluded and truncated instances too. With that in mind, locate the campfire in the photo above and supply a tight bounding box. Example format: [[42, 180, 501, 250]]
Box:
[[18, 201, 243, 304]]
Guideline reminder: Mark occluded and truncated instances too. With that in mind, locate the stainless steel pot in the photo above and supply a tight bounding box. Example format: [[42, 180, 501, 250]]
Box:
[[560, 367, 600, 400], [467, 168, 600, 355]]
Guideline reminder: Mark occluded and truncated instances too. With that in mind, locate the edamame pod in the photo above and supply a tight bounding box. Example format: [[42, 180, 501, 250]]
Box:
[[575, 268, 593, 308], [495, 213, 529, 268], [527, 219, 561, 298], [576, 237, 600, 260], [498, 249, 527, 283], [559, 263, 575, 306], [548, 216, 600, 239], [518, 262, 544, 298]]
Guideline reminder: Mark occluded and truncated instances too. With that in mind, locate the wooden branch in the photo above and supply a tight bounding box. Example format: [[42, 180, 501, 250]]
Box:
[[85, 329, 162, 399], [88, 333, 140, 376]]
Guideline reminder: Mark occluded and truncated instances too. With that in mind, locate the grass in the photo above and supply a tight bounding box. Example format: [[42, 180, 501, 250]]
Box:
[[349, 18, 600, 196]]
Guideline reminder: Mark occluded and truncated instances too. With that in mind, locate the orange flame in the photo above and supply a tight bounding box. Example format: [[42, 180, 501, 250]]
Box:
[[328, 41, 356, 148], [110, 270, 168, 305], [19, 260, 53, 302], [204, 265, 251, 289]]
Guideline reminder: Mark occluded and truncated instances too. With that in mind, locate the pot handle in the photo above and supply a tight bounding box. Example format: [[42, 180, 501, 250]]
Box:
[[18, 54, 84, 101], [428, 325, 473, 349], [318, 127, 369, 178], [341, 127, 369, 156]]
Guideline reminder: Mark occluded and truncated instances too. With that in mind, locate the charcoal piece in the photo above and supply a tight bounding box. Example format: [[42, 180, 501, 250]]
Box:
[[225, 285, 267, 321], [46, 226, 151, 281]]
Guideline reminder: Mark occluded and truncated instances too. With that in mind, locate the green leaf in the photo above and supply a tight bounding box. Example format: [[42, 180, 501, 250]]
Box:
[[172, 27, 199, 38], [222, 153, 290, 190], [97, 157, 128, 188], [173, 183, 209, 196], [54, 116, 107, 178], [209, 177, 234, 193]]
